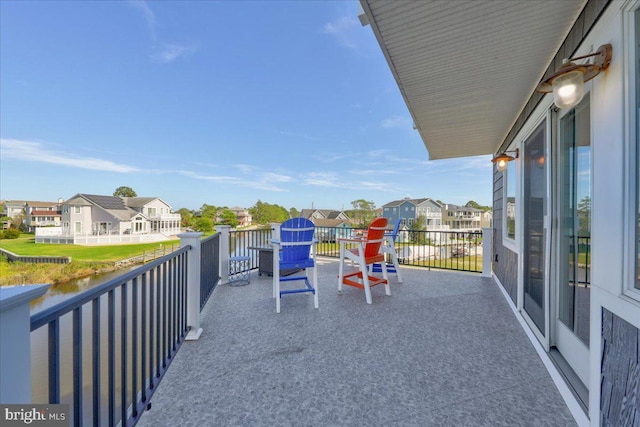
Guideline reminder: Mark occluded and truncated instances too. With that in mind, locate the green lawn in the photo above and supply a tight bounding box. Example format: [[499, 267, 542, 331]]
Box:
[[0, 234, 180, 262]]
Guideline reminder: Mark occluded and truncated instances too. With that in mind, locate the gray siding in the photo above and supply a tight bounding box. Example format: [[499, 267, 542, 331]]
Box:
[[600, 309, 640, 426], [492, 167, 518, 305]]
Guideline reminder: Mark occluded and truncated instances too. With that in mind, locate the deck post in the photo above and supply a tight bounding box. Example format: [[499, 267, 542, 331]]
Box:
[[179, 232, 203, 341], [270, 223, 281, 242], [482, 227, 492, 277], [0, 284, 50, 403], [216, 225, 231, 285]]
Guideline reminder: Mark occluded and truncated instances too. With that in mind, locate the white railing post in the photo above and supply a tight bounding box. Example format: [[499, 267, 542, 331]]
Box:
[[270, 223, 281, 242], [216, 225, 231, 285], [0, 284, 50, 403], [482, 227, 492, 277], [179, 232, 203, 341]]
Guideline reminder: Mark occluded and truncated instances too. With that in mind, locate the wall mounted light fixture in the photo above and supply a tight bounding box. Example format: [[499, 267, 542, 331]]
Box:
[[491, 149, 519, 172], [536, 44, 612, 109]]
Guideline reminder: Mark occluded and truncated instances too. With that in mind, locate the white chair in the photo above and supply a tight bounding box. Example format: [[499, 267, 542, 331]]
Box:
[[338, 217, 391, 304]]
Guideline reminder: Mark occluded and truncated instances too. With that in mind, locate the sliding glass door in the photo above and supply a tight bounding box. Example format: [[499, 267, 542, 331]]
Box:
[[554, 96, 591, 388], [523, 122, 548, 336]]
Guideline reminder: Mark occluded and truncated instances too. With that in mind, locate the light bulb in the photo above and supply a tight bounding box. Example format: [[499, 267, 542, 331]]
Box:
[[552, 69, 585, 109]]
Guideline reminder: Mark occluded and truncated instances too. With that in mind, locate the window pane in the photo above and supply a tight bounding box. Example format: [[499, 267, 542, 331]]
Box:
[[506, 160, 516, 240]]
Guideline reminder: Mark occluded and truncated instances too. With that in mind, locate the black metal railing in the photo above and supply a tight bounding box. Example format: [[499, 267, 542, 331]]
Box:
[[397, 230, 483, 273], [230, 227, 272, 270], [235, 226, 483, 273], [200, 233, 220, 309], [30, 247, 190, 427]]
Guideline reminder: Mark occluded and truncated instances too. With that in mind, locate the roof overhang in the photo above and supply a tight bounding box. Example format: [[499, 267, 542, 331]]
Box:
[[359, 0, 586, 159]]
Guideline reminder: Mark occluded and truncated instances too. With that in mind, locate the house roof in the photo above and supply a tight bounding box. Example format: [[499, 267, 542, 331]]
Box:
[[2, 200, 58, 208], [122, 197, 158, 208], [65, 195, 92, 206], [25, 201, 59, 207], [359, 0, 586, 159], [383, 198, 440, 208], [69, 194, 142, 221], [3, 200, 27, 207], [312, 219, 349, 227], [300, 209, 347, 220]]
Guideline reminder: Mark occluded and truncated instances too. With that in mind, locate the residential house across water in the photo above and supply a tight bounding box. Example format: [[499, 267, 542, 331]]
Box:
[[35, 193, 181, 244], [382, 198, 445, 229]]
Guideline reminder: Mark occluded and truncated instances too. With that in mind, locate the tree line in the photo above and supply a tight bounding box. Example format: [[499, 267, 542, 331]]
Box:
[[176, 198, 381, 233]]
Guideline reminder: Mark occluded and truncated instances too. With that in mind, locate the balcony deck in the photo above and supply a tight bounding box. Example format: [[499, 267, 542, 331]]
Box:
[[138, 258, 576, 426]]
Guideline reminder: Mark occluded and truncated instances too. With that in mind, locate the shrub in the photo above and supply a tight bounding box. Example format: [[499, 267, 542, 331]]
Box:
[[1, 228, 21, 239]]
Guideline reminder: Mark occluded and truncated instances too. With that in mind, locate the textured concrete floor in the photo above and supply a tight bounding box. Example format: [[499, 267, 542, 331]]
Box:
[[138, 259, 576, 427]]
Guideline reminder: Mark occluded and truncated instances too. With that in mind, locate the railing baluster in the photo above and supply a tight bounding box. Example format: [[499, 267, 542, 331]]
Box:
[[155, 265, 161, 378], [108, 290, 115, 427], [171, 256, 176, 352], [184, 252, 188, 333], [120, 282, 128, 426], [141, 272, 147, 403], [72, 307, 82, 427], [92, 298, 101, 426], [48, 320, 60, 404], [162, 263, 167, 368], [131, 277, 138, 419]]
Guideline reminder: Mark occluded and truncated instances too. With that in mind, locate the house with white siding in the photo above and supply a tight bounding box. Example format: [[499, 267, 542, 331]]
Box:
[[24, 200, 62, 232], [40, 194, 182, 244]]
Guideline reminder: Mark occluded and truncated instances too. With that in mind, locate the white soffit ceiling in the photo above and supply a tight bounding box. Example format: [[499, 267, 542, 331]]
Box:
[[361, 0, 586, 160]]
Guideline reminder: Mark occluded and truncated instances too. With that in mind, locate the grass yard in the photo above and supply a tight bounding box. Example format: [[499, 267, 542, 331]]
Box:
[[0, 234, 183, 286], [0, 234, 180, 262]]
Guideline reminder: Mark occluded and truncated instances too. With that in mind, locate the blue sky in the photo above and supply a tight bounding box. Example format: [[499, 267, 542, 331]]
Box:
[[0, 0, 492, 211]]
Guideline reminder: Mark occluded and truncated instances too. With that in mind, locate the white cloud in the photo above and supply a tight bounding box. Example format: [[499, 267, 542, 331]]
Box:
[[280, 131, 324, 142], [152, 43, 197, 63], [262, 172, 293, 183], [128, 1, 198, 63], [128, 0, 157, 41], [179, 170, 288, 192], [303, 172, 347, 188], [381, 115, 412, 129], [235, 164, 255, 174], [0, 139, 139, 173], [322, 16, 360, 49]]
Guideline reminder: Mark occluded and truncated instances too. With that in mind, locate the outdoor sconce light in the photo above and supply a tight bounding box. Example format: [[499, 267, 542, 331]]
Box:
[[491, 149, 519, 172], [536, 44, 612, 109]]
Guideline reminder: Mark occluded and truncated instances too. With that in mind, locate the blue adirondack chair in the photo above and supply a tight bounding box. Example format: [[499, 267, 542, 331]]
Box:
[[372, 218, 403, 282], [271, 218, 319, 313]]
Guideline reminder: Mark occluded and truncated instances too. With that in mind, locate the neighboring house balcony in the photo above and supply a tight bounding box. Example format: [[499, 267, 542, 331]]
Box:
[[146, 213, 181, 221], [148, 213, 181, 236], [32, 220, 61, 227]]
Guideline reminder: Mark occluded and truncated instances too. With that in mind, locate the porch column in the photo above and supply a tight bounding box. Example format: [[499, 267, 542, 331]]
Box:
[[179, 232, 203, 341], [0, 284, 50, 403], [482, 227, 492, 277], [216, 225, 231, 285], [270, 223, 281, 242]]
